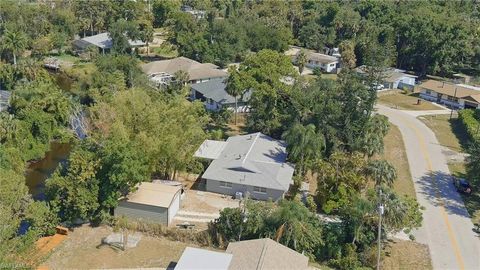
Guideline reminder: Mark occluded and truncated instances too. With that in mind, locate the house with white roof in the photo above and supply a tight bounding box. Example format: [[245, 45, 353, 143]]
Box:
[[175, 247, 233, 270], [355, 65, 417, 90], [175, 239, 309, 270], [73, 32, 145, 54], [194, 133, 294, 201]]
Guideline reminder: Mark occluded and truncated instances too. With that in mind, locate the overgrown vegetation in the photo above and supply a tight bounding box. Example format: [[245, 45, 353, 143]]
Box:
[[5, 0, 478, 267]]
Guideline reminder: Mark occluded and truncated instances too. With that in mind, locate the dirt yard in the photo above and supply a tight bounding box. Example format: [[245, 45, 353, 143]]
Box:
[[180, 189, 240, 214], [43, 225, 207, 269], [383, 239, 432, 270]]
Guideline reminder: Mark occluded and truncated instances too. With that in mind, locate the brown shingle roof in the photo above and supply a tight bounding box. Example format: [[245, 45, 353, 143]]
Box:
[[419, 80, 480, 99], [226, 238, 309, 270], [305, 51, 338, 64], [141, 57, 227, 81]]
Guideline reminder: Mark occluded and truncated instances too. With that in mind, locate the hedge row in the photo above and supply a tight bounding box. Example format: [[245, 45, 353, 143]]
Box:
[[458, 109, 480, 142]]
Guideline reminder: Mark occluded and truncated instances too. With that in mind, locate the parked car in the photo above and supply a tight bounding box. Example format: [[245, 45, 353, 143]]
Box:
[[453, 177, 472, 194]]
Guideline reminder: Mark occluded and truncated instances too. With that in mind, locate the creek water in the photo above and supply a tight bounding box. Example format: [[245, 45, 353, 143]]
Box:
[[24, 71, 75, 200], [24, 141, 72, 200]]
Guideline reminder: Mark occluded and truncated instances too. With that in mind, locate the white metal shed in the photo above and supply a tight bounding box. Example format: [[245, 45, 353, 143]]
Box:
[[115, 182, 181, 226]]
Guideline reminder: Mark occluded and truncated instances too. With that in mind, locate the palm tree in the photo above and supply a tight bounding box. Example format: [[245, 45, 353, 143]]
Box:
[[367, 160, 397, 187], [282, 123, 324, 174], [224, 66, 244, 125], [297, 49, 307, 74], [2, 29, 27, 66]]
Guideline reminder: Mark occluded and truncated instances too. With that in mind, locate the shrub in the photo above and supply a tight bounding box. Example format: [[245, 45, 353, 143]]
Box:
[[458, 109, 480, 142]]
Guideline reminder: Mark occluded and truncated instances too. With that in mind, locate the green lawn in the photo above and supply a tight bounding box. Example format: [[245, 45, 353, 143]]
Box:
[[152, 43, 178, 58], [382, 123, 416, 198], [55, 54, 81, 64], [378, 93, 441, 111], [419, 115, 469, 152], [304, 73, 337, 82]]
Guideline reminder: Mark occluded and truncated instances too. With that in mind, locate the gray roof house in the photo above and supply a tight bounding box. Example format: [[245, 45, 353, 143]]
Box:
[[355, 65, 417, 90], [226, 238, 309, 270], [175, 247, 233, 270], [190, 78, 251, 112], [142, 57, 228, 87], [194, 133, 294, 201], [73, 32, 145, 54]]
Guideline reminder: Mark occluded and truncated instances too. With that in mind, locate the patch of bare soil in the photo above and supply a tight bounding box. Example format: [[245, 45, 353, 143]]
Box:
[[383, 239, 432, 270], [43, 225, 202, 269]]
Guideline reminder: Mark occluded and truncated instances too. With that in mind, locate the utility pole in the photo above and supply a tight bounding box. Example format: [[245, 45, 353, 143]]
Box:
[[450, 87, 458, 120], [377, 189, 384, 270]]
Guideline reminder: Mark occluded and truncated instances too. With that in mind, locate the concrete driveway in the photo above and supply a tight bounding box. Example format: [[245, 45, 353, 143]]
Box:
[[377, 105, 480, 269]]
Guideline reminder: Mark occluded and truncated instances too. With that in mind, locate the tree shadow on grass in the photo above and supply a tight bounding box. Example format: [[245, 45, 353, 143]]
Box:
[[449, 117, 471, 150], [417, 170, 471, 219]]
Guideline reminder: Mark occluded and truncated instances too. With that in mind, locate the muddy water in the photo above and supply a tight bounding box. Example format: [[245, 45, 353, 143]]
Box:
[[25, 142, 72, 200]]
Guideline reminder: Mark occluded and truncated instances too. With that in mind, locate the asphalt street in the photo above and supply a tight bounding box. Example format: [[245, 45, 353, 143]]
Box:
[[377, 105, 480, 270]]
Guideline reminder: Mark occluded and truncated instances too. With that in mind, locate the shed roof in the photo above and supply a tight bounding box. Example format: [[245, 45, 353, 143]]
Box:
[[226, 238, 309, 270], [175, 247, 232, 270], [197, 133, 294, 191], [419, 80, 480, 99], [190, 78, 252, 105], [141, 57, 227, 81], [123, 182, 181, 208]]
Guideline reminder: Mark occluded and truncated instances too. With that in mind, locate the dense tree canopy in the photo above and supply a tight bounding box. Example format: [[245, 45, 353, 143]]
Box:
[[0, 1, 448, 268]]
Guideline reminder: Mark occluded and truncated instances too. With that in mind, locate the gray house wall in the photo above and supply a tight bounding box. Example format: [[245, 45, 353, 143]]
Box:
[[115, 201, 169, 225], [205, 179, 285, 201]]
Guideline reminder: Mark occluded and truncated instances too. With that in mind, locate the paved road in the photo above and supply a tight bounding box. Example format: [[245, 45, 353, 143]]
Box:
[[377, 105, 480, 270]]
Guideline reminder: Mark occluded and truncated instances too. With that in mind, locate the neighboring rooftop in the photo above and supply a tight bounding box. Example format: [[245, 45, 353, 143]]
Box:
[[122, 182, 181, 208], [226, 238, 309, 270], [305, 51, 339, 64], [141, 57, 227, 81], [175, 247, 232, 270], [356, 66, 417, 82], [74, 32, 145, 50], [419, 80, 480, 100], [195, 133, 294, 191], [286, 46, 338, 65], [190, 78, 252, 105]]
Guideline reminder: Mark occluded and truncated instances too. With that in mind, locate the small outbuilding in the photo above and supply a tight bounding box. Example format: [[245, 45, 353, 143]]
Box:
[[115, 182, 181, 226]]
